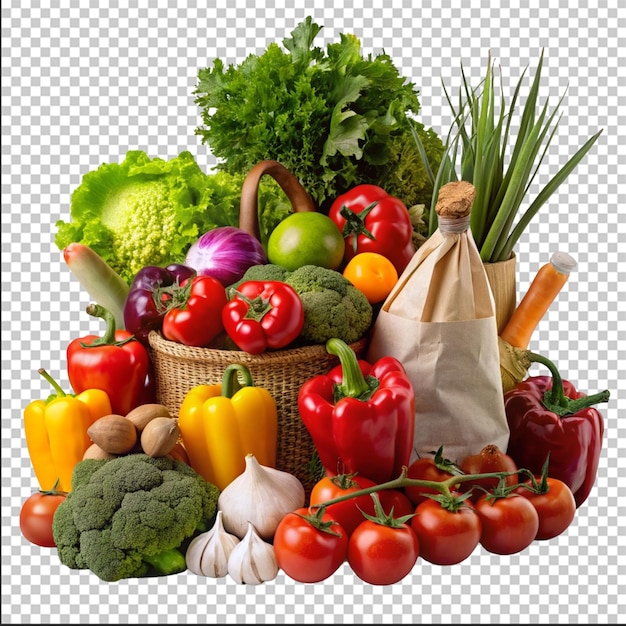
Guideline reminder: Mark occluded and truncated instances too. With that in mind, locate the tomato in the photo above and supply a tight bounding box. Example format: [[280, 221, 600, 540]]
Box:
[[378, 489, 415, 519], [19, 489, 67, 547], [460, 444, 518, 499], [342, 252, 398, 304], [267, 212, 345, 271], [404, 457, 458, 506], [515, 476, 577, 540], [309, 474, 377, 536], [328, 184, 415, 275], [273, 507, 348, 583], [162, 275, 227, 347], [348, 519, 419, 585], [410, 498, 482, 565], [474, 493, 539, 555]]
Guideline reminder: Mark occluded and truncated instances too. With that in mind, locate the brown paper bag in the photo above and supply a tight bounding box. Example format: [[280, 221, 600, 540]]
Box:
[[366, 181, 509, 464]]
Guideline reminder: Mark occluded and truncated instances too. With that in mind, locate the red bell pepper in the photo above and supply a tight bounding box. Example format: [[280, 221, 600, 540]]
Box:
[[504, 352, 610, 508], [222, 280, 304, 354], [67, 304, 154, 416], [328, 184, 415, 275], [161, 275, 228, 347], [298, 338, 415, 485]]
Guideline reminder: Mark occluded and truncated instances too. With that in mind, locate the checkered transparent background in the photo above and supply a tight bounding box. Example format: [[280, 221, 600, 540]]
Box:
[[2, 0, 625, 623]]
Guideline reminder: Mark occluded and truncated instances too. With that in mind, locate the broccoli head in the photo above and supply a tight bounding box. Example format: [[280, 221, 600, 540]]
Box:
[[231, 263, 372, 345], [52, 454, 220, 582]]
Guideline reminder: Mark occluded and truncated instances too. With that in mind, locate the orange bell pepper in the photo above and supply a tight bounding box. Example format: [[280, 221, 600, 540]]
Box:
[[24, 369, 112, 492]]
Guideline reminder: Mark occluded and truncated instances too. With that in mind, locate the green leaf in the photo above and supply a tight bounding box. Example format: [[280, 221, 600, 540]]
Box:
[[321, 74, 371, 162], [498, 129, 603, 261], [421, 50, 600, 259]]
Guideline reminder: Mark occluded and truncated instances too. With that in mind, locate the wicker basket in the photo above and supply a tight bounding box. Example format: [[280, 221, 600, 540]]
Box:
[[148, 331, 368, 491], [149, 159, 372, 491]]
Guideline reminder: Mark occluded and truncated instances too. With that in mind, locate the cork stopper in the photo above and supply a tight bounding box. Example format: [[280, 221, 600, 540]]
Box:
[[435, 181, 476, 219]]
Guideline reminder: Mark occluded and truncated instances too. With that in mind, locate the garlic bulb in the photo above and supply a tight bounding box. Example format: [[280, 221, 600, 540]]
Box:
[[185, 510, 240, 578], [227, 522, 279, 585], [218, 454, 305, 540]]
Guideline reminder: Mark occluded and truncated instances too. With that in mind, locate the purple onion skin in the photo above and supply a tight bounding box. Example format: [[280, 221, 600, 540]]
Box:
[[123, 263, 197, 345], [184, 226, 268, 286]]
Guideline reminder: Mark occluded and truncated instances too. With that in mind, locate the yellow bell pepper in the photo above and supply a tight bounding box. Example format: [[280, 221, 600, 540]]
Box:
[[178, 364, 278, 491], [24, 368, 112, 492]]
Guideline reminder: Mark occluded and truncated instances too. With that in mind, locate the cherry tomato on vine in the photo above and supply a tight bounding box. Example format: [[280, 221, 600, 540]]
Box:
[[19, 488, 67, 547], [378, 489, 415, 519], [349, 520, 419, 585], [515, 475, 576, 540], [273, 507, 348, 584], [347, 494, 419, 585], [474, 493, 539, 555], [404, 453, 460, 506], [460, 444, 518, 499], [309, 474, 377, 536], [410, 497, 482, 565]]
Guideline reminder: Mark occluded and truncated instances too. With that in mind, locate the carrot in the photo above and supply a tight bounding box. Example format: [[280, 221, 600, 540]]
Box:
[[500, 251, 576, 349]]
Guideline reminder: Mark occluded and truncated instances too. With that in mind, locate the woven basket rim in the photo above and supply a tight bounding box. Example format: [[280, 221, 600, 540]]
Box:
[[148, 330, 368, 364]]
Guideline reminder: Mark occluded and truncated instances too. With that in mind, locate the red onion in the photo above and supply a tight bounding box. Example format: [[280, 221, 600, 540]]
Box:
[[185, 226, 268, 286]]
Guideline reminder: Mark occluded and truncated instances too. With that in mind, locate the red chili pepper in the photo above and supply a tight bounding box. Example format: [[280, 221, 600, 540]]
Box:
[[161, 275, 228, 347], [328, 184, 415, 275], [504, 352, 610, 508], [298, 338, 415, 484], [222, 280, 304, 354], [67, 304, 153, 416]]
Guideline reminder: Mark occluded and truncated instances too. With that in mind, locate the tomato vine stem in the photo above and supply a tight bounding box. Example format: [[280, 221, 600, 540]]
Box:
[[312, 466, 523, 508]]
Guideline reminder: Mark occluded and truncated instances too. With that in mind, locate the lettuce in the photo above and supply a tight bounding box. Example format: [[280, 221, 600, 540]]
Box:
[[54, 150, 291, 284], [194, 17, 444, 217]]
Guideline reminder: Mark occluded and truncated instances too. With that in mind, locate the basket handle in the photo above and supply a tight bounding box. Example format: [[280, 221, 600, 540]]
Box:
[[239, 160, 316, 240]]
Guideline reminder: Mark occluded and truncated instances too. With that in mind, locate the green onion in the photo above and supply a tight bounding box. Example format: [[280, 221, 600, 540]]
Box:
[[414, 50, 603, 263]]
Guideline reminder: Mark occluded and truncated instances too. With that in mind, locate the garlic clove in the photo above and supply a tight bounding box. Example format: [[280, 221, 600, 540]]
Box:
[[185, 510, 240, 578], [218, 454, 305, 540], [227, 522, 279, 585]]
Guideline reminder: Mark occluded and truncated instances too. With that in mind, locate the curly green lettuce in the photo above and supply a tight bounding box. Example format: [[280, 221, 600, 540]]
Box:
[[54, 150, 292, 284], [194, 17, 444, 219]]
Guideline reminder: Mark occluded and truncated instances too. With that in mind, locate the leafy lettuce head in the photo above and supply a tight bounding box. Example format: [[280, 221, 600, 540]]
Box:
[[55, 150, 236, 284], [55, 150, 295, 284]]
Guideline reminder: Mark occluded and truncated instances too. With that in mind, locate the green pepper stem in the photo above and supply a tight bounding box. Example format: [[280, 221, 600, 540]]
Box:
[[233, 292, 272, 321], [326, 338, 375, 401], [81, 304, 134, 348], [38, 368, 66, 398], [528, 352, 610, 416], [221, 363, 254, 398]]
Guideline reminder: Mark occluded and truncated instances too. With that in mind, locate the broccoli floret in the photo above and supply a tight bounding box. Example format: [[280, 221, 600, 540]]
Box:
[[52, 454, 220, 582], [285, 265, 372, 344], [231, 263, 372, 345], [229, 263, 290, 289]]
